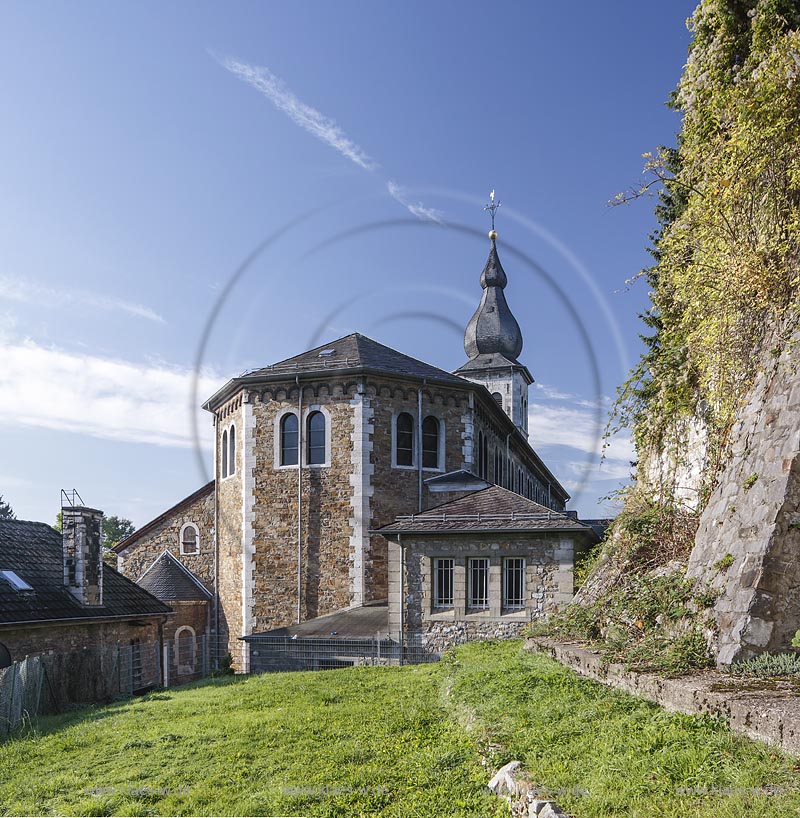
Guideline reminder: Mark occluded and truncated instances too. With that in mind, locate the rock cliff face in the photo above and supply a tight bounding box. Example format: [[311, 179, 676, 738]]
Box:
[[686, 328, 800, 663]]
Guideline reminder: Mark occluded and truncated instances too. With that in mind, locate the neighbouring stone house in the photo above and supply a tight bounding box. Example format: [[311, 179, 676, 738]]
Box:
[[136, 551, 212, 682], [116, 232, 596, 670], [378, 485, 597, 652], [0, 507, 171, 700]]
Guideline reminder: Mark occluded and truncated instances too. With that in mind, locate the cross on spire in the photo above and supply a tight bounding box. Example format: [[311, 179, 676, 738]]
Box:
[[484, 189, 501, 238]]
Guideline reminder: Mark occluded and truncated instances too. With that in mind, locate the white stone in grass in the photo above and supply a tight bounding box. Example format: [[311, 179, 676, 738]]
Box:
[[488, 760, 523, 797]]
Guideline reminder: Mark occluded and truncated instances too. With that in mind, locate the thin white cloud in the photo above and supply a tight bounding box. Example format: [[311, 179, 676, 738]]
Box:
[[0, 277, 165, 324], [218, 56, 378, 172], [387, 181, 444, 223], [0, 341, 220, 449], [529, 402, 634, 464]]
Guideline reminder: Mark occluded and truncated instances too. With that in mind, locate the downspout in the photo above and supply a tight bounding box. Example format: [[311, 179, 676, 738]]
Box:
[[417, 380, 425, 513], [213, 414, 220, 670], [296, 376, 303, 624]]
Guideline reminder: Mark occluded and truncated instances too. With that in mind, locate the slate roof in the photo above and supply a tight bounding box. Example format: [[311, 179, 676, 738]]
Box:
[[204, 333, 470, 411], [0, 520, 171, 626], [137, 551, 212, 602], [243, 601, 389, 639], [114, 480, 214, 553], [375, 485, 598, 536]]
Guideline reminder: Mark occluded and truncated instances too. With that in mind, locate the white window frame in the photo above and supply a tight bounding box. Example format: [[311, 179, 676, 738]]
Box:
[[432, 558, 454, 609], [174, 625, 197, 675], [273, 406, 332, 469], [179, 522, 200, 556], [421, 414, 446, 473], [468, 557, 490, 610], [274, 409, 301, 470], [502, 557, 526, 610]]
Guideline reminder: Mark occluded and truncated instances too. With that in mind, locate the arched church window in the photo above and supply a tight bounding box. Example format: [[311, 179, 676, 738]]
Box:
[[482, 434, 489, 480], [396, 413, 414, 466], [221, 430, 228, 478], [476, 430, 484, 478], [491, 392, 503, 408], [307, 411, 326, 465], [228, 424, 236, 476], [180, 523, 199, 555], [281, 413, 299, 466], [422, 416, 440, 469]]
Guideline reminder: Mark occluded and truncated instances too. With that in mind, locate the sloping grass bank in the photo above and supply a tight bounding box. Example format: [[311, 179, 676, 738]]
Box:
[[443, 641, 800, 817], [1, 641, 800, 816]]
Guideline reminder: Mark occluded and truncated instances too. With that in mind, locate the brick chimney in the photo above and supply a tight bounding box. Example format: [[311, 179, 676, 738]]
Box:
[[62, 505, 104, 606]]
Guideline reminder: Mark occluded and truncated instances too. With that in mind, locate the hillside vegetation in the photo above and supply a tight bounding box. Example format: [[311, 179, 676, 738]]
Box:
[[2, 641, 800, 817], [561, 0, 800, 670]]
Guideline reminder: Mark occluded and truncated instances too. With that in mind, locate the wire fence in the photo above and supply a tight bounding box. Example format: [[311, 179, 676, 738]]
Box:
[[246, 634, 440, 673]]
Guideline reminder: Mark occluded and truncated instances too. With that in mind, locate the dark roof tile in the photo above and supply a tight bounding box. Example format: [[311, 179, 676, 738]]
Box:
[[0, 520, 171, 625]]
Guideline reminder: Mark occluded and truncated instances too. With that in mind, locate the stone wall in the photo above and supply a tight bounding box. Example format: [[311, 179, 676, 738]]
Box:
[[388, 532, 574, 652], [216, 394, 244, 667], [249, 384, 356, 635], [0, 618, 162, 660], [687, 328, 800, 663], [116, 488, 215, 589]]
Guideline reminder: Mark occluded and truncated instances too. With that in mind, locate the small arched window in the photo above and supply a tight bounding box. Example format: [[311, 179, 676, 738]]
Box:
[[180, 523, 199, 555], [307, 411, 326, 465], [476, 430, 484, 478], [280, 413, 299, 466], [396, 412, 414, 466], [422, 416, 440, 469], [221, 429, 228, 478], [491, 392, 503, 408], [228, 424, 236, 476]]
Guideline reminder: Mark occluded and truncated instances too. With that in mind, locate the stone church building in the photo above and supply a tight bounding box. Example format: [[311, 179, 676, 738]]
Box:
[[116, 233, 596, 670]]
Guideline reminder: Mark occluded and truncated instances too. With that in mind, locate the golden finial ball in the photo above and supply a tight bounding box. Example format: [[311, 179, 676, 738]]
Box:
[[488, 229, 498, 240]]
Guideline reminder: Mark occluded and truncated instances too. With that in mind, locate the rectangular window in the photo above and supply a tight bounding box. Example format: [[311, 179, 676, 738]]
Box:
[[503, 558, 525, 609], [433, 558, 454, 608], [468, 558, 490, 609]]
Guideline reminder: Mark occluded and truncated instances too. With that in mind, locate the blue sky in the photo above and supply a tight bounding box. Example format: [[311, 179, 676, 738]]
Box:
[[0, 1, 696, 525]]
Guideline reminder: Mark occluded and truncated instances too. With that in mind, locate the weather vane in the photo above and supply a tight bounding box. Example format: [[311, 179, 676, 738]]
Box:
[[484, 189, 501, 239]]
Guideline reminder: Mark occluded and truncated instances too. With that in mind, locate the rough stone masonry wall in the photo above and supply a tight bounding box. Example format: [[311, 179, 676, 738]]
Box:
[[687, 326, 800, 664], [389, 532, 574, 652], [369, 383, 471, 603], [249, 384, 355, 634], [216, 396, 244, 667], [117, 489, 215, 590]]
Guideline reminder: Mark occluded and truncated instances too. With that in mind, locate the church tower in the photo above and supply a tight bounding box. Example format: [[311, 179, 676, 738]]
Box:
[[455, 196, 533, 436]]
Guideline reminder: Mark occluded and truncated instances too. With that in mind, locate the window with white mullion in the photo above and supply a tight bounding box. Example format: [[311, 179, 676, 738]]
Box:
[[503, 558, 525, 609], [433, 558, 454, 608], [468, 558, 490, 610]]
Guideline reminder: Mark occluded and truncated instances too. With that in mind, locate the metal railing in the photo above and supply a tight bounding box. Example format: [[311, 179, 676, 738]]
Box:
[[246, 634, 440, 674]]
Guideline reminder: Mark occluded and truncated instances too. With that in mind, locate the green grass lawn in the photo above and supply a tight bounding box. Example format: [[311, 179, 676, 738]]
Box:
[[1, 641, 799, 817]]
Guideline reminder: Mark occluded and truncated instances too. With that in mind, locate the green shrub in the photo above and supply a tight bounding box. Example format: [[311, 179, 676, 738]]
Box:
[[728, 652, 800, 678]]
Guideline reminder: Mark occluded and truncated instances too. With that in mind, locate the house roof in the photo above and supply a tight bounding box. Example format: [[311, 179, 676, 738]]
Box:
[[243, 601, 389, 639], [137, 551, 212, 602], [114, 480, 214, 553], [374, 485, 597, 536], [203, 332, 470, 410], [0, 520, 171, 626]]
